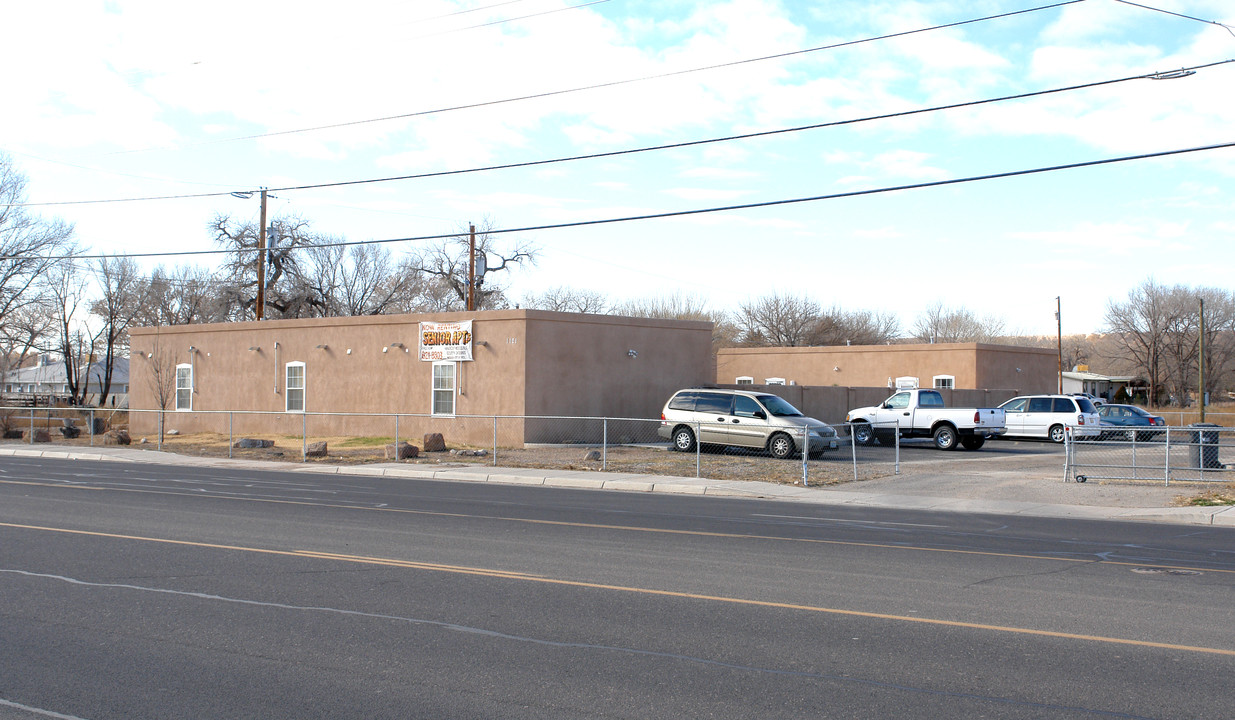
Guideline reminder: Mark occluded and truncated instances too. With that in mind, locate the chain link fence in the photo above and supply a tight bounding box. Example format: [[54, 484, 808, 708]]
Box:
[[0, 406, 903, 486], [1066, 424, 1234, 485]]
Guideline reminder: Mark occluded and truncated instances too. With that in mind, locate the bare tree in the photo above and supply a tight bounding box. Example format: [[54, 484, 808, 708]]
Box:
[[144, 335, 177, 444], [303, 243, 430, 316], [735, 294, 822, 347], [89, 256, 141, 407], [213, 214, 324, 319], [612, 292, 739, 349], [1104, 279, 1171, 404], [45, 260, 98, 405], [1197, 288, 1235, 401], [521, 286, 610, 314], [811, 306, 900, 346], [415, 220, 537, 310], [0, 155, 76, 342], [137, 264, 227, 326], [912, 302, 1006, 343], [0, 301, 55, 378]]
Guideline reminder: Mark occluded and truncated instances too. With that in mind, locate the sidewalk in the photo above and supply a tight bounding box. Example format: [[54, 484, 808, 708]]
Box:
[[3, 443, 1234, 527]]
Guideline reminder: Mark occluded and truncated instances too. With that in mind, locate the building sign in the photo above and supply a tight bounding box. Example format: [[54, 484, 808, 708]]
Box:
[[419, 321, 473, 361]]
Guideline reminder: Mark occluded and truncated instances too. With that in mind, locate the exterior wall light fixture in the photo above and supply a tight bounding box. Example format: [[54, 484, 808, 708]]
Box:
[[627, 349, 638, 358]]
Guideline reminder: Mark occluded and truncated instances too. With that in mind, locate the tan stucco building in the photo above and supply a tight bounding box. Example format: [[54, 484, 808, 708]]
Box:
[[129, 310, 714, 446], [716, 343, 1057, 394]]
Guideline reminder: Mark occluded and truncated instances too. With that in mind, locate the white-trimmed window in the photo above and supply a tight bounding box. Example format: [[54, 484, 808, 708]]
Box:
[[175, 363, 193, 411], [735, 376, 754, 385], [432, 361, 456, 415], [765, 377, 786, 386], [286, 362, 305, 413], [933, 375, 955, 390]]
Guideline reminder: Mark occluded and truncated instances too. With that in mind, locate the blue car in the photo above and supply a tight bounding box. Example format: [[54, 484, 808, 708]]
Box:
[[1096, 404, 1166, 441]]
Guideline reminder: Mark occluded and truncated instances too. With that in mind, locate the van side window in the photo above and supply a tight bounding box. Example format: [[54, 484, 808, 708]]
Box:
[[668, 392, 699, 411], [1053, 398, 1076, 413], [694, 393, 733, 415], [1027, 398, 1053, 413], [733, 395, 762, 418], [1003, 398, 1028, 413]]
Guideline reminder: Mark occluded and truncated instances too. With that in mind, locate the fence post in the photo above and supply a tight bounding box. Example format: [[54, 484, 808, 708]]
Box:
[[894, 425, 900, 475], [1164, 427, 1171, 487], [301, 412, 307, 462], [493, 415, 498, 466], [28, 409, 33, 445], [603, 418, 608, 472], [395, 414, 400, 462], [695, 421, 701, 478], [89, 409, 95, 447], [850, 422, 858, 482], [158, 411, 163, 451], [229, 411, 234, 459], [802, 426, 810, 486], [1063, 427, 1072, 481]]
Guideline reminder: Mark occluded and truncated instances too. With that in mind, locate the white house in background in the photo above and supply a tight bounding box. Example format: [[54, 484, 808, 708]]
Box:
[[1061, 368, 1134, 402], [1, 356, 130, 406]]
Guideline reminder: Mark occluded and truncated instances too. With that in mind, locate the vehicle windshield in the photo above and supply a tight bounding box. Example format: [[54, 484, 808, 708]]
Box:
[[918, 391, 946, 408], [757, 394, 803, 417]]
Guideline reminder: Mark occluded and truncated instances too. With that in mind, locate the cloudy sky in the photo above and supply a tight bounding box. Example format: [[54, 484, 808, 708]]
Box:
[[3, 0, 1233, 337]]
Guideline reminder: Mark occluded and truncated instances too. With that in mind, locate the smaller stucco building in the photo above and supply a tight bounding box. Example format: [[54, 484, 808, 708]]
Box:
[[716, 342, 1057, 394], [128, 309, 714, 447]]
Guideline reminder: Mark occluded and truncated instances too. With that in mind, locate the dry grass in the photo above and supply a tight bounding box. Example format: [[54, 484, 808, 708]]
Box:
[[1175, 483, 1235, 506]]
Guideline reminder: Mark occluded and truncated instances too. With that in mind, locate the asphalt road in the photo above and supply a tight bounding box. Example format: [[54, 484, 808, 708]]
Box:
[[2, 456, 1234, 719]]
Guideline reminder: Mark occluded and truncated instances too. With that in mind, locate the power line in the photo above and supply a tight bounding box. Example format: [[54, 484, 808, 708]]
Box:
[[27, 139, 1234, 262], [266, 61, 1233, 194], [11, 58, 1229, 209], [110, 0, 1086, 153], [1112, 0, 1235, 38]]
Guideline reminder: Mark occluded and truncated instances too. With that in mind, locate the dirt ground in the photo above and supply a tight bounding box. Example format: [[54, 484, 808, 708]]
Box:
[[13, 429, 888, 487]]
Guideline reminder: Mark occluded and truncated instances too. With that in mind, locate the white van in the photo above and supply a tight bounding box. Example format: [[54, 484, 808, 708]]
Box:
[[998, 394, 1101, 443]]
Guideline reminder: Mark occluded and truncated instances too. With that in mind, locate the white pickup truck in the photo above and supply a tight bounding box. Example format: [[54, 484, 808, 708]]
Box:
[[845, 389, 1006, 450]]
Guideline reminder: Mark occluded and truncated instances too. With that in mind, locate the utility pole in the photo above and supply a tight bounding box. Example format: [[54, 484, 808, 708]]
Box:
[[467, 223, 476, 312], [1055, 296, 1062, 393], [256, 189, 267, 321], [1199, 297, 1206, 422]]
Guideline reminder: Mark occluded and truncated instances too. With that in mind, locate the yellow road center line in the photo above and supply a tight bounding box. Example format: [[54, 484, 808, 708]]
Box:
[[3, 477, 1233, 577], [3, 520, 1234, 657]]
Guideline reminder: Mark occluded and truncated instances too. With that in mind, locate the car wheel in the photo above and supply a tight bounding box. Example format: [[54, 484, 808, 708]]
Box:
[[852, 422, 874, 446], [960, 435, 985, 451], [933, 425, 959, 451], [768, 433, 795, 460], [672, 427, 696, 452], [1049, 424, 1066, 443]]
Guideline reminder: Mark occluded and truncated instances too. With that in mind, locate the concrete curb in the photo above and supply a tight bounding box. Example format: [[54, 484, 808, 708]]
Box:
[[2, 445, 1233, 527]]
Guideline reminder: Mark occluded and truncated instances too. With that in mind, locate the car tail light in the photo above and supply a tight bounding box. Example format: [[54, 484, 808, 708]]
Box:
[[974, 411, 980, 423], [660, 412, 666, 421], [1078, 415, 1086, 425]]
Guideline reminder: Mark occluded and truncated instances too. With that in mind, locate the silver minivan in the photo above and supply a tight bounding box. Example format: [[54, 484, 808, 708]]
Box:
[[658, 388, 840, 459], [998, 394, 1101, 443]]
